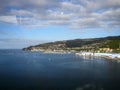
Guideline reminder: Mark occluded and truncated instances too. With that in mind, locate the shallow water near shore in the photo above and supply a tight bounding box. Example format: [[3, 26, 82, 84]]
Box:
[[0, 49, 120, 90]]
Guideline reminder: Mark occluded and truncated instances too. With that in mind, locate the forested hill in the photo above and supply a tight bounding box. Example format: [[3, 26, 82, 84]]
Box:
[[23, 36, 120, 53]]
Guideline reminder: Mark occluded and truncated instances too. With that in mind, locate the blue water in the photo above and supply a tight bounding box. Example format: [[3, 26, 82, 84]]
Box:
[[0, 49, 120, 90]]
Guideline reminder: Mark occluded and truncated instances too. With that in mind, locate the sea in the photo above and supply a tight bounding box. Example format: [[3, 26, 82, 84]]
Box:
[[0, 49, 120, 90]]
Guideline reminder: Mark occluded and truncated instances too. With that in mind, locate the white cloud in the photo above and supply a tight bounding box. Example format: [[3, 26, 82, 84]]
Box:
[[0, 15, 17, 24], [0, 0, 120, 29]]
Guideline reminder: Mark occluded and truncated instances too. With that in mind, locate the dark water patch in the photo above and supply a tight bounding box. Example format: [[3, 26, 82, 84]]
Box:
[[0, 49, 120, 90]]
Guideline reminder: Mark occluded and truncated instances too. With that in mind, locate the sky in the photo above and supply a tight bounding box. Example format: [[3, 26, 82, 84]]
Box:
[[0, 0, 120, 49]]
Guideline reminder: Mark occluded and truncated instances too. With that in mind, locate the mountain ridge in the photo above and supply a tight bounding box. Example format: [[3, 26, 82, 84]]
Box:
[[23, 36, 120, 53]]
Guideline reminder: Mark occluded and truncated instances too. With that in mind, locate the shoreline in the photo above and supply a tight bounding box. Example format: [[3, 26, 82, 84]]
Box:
[[76, 52, 120, 60], [24, 49, 120, 60], [25, 49, 73, 54]]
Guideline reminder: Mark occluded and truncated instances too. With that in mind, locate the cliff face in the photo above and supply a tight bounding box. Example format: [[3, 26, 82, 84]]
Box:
[[23, 36, 120, 53]]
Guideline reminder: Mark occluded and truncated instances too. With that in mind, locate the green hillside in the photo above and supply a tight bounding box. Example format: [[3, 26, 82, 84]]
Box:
[[23, 36, 120, 53]]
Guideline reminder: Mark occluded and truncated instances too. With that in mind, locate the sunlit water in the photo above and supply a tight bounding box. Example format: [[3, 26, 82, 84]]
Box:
[[0, 49, 120, 90]]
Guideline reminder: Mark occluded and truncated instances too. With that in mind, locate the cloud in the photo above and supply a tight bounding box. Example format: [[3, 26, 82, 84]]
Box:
[[0, 0, 120, 29], [0, 15, 17, 24], [69, 17, 104, 29]]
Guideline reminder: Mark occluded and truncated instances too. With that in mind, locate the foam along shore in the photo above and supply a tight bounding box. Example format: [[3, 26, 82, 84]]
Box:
[[76, 52, 120, 60]]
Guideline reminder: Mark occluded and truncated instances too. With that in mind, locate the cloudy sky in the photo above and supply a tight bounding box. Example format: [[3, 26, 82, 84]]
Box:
[[0, 0, 120, 49]]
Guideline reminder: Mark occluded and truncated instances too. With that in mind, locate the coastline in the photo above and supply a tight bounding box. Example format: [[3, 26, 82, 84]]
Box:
[[24, 49, 73, 54], [76, 52, 120, 60], [23, 49, 120, 60]]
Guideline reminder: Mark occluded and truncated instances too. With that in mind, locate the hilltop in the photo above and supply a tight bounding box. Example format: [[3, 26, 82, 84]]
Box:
[[23, 36, 120, 53]]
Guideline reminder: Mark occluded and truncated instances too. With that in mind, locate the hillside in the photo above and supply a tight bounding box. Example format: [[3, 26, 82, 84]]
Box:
[[23, 36, 120, 53]]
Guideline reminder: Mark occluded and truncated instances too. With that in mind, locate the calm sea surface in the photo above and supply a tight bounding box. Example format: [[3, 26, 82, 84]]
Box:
[[0, 49, 120, 90]]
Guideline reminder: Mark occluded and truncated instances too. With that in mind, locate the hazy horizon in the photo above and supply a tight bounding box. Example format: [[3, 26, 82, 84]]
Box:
[[0, 35, 119, 49]]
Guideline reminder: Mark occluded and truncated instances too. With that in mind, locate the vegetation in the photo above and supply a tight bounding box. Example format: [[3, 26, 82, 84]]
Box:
[[23, 36, 120, 53], [107, 40, 120, 49]]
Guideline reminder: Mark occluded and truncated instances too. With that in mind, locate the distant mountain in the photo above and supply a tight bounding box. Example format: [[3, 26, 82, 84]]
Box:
[[23, 36, 120, 53]]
